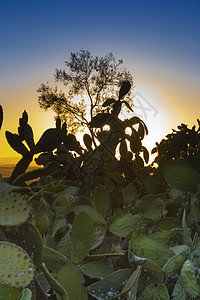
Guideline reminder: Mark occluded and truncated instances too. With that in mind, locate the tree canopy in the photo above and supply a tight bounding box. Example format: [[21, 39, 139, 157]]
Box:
[[37, 50, 133, 134]]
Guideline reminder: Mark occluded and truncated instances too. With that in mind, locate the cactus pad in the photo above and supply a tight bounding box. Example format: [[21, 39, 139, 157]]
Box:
[[8, 222, 44, 266], [0, 241, 35, 288], [0, 191, 32, 226]]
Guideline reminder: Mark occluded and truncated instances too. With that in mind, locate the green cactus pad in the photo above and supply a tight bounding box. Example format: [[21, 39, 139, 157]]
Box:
[[0, 191, 32, 226], [0, 284, 21, 300], [12, 161, 58, 186], [0, 241, 35, 288], [8, 222, 44, 266]]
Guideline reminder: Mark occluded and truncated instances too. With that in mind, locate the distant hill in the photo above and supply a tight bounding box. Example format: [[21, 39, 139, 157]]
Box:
[[0, 157, 37, 166], [0, 157, 20, 165], [0, 157, 38, 178]]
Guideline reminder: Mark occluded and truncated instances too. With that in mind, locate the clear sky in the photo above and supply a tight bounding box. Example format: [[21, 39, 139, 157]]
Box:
[[0, 0, 200, 160]]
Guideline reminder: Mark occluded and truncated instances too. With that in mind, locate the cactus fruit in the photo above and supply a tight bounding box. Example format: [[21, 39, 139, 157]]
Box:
[[0, 241, 35, 288], [0, 105, 3, 130], [0, 191, 32, 226]]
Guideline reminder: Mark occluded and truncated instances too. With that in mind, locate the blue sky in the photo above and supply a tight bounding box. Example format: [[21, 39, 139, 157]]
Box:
[[0, 0, 200, 158]]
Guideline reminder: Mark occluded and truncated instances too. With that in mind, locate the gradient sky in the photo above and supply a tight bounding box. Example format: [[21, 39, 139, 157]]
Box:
[[0, 0, 200, 160]]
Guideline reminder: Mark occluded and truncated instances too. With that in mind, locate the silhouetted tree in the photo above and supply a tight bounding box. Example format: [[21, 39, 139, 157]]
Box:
[[37, 50, 133, 135]]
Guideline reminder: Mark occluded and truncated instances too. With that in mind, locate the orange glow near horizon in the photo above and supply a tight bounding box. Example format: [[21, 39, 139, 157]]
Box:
[[0, 73, 199, 163]]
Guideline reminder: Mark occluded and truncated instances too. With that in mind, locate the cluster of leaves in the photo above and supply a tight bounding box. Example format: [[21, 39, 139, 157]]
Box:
[[37, 50, 133, 135], [152, 120, 200, 165], [1, 83, 200, 299]]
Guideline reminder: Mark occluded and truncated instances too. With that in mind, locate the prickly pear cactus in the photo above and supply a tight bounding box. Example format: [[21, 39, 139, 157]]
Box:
[[12, 161, 58, 186], [0, 284, 21, 299], [0, 105, 3, 130], [18, 110, 35, 151], [0, 191, 32, 226], [5, 131, 29, 156], [8, 222, 44, 266], [0, 241, 35, 288]]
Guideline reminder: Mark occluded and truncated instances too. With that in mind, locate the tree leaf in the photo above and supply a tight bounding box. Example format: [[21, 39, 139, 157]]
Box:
[[71, 212, 94, 264]]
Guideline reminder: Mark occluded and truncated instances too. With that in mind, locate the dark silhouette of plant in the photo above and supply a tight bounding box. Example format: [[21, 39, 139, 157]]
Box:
[[77, 80, 149, 201], [5, 111, 82, 184], [152, 120, 200, 166], [37, 50, 133, 138], [2, 92, 200, 299], [0, 105, 3, 130]]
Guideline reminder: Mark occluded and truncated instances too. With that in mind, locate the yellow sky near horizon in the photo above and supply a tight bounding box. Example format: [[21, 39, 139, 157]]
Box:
[[0, 71, 199, 163]]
